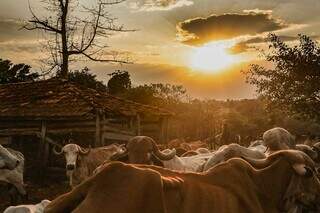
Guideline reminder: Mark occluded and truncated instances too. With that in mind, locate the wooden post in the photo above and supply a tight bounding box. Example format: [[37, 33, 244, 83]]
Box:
[[38, 121, 46, 159], [135, 114, 141, 136], [129, 117, 134, 130], [38, 121, 49, 178], [159, 117, 169, 144], [95, 109, 102, 147], [100, 113, 106, 146]]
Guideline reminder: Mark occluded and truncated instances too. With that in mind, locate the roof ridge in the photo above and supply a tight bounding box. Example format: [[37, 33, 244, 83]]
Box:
[[0, 79, 173, 117], [97, 90, 172, 113], [62, 82, 102, 111]]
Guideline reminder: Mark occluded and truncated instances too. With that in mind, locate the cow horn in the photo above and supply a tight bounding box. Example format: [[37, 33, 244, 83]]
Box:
[[312, 143, 320, 152], [79, 145, 91, 155], [53, 145, 63, 155], [110, 147, 128, 161], [151, 139, 176, 161]]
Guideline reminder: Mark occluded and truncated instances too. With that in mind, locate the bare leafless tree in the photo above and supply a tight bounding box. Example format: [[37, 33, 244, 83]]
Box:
[[24, 0, 134, 79]]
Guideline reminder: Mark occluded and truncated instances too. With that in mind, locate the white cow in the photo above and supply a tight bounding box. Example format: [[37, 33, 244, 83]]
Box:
[[248, 140, 268, 153], [0, 145, 20, 170], [53, 143, 125, 187], [203, 143, 266, 171], [4, 199, 50, 213], [0, 148, 26, 203], [161, 149, 214, 172], [248, 128, 296, 156]]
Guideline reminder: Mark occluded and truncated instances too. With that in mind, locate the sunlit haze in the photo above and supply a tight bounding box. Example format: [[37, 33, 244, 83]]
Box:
[[190, 41, 242, 73]]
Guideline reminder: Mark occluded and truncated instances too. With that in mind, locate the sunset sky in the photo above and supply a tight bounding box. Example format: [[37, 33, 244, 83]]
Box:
[[0, 0, 319, 99]]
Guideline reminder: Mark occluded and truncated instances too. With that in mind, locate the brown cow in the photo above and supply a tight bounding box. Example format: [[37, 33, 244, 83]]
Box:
[[45, 150, 320, 213], [53, 143, 124, 187], [111, 136, 176, 165]]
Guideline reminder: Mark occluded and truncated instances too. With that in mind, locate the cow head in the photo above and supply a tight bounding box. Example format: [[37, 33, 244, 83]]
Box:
[[295, 144, 318, 161], [244, 150, 320, 212], [0, 145, 20, 170], [53, 143, 90, 174], [263, 127, 295, 154], [111, 136, 176, 164]]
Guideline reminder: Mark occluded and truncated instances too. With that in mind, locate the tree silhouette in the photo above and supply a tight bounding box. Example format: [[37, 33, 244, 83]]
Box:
[[107, 70, 131, 95], [0, 59, 39, 84], [68, 67, 107, 92], [24, 0, 134, 79], [245, 34, 320, 122]]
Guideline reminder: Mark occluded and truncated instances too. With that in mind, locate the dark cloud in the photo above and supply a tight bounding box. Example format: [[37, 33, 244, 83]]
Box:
[[0, 19, 37, 42], [0, 41, 40, 53], [177, 11, 288, 46]]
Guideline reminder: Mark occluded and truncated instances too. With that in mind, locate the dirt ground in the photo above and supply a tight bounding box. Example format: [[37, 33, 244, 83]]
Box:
[[0, 172, 70, 212]]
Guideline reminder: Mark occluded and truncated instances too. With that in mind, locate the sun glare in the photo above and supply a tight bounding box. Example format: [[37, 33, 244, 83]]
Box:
[[191, 41, 240, 73]]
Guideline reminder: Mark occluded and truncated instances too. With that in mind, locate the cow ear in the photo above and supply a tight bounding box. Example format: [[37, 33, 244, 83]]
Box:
[[292, 163, 313, 177], [292, 163, 307, 176]]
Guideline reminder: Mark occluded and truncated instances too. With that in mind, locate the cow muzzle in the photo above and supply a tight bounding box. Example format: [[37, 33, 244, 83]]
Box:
[[66, 164, 75, 171]]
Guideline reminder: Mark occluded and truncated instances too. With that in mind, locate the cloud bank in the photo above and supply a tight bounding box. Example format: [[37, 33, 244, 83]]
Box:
[[129, 0, 193, 11], [177, 10, 287, 46]]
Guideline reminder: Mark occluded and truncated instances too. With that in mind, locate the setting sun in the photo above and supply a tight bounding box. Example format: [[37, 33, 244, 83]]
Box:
[[191, 41, 240, 73]]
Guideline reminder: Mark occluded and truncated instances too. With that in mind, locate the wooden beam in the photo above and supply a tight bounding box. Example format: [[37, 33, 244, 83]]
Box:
[[0, 125, 136, 136], [0, 128, 39, 136], [103, 132, 134, 141], [135, 114, 141, 136], [100, 113, 106, 146], [35, 133, 62, 148], [102, 126, 135, 136]]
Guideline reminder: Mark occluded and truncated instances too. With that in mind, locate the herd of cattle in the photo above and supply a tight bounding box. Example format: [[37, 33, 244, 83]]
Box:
[[1, 127, 320, 212]]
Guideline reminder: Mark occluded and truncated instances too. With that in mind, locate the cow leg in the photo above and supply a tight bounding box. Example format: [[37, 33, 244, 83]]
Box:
[[8, 184, 28, 205], [8, 184, 19, 205]]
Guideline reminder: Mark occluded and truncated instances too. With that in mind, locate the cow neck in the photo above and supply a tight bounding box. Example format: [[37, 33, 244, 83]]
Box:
[[251, 158, 295, 207]]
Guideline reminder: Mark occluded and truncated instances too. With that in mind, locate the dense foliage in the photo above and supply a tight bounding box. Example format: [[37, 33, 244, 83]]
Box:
[[0, 59, 39, 84], [245, 34, 320, 122], [107, 70, 132, 95], [68, 67, 107, 92], [106, 69, 320, 142]]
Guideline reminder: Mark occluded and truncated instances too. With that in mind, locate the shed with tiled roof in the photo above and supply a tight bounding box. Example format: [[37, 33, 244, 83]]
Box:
[[0, 79, 172, 167]]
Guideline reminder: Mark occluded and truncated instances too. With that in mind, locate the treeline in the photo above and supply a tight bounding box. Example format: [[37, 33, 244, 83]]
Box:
[[1, 59, 319, 144]]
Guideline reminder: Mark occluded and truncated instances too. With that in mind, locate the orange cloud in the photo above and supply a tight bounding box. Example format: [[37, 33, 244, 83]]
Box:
[[177, 10, 287, 46]]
